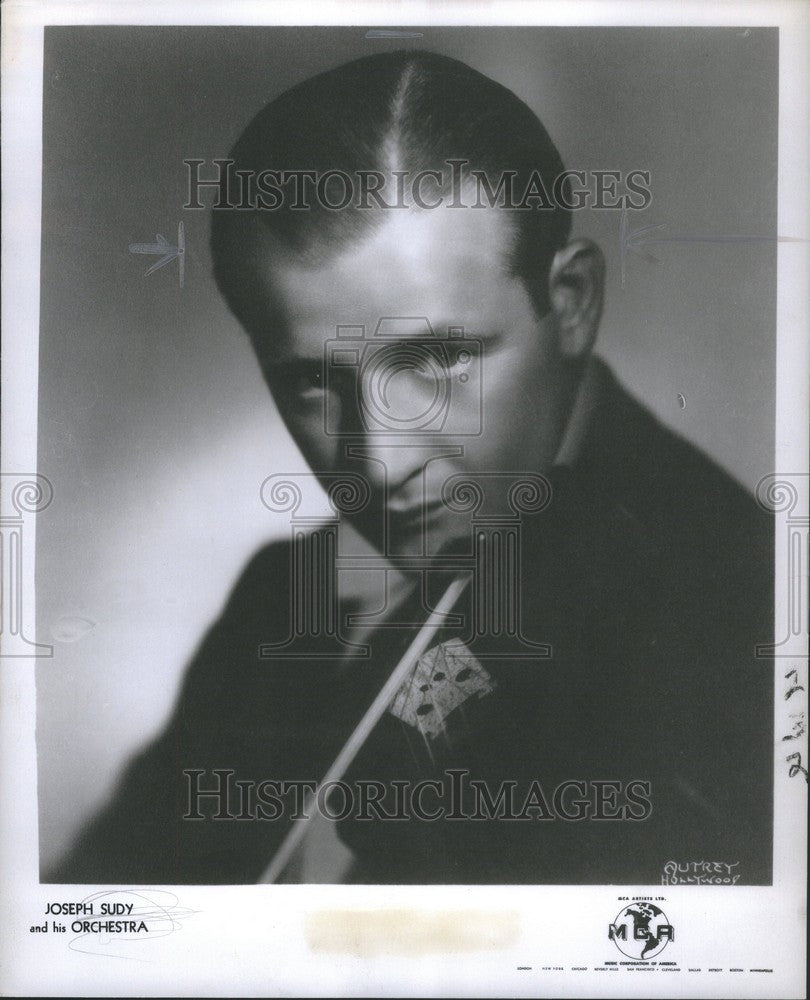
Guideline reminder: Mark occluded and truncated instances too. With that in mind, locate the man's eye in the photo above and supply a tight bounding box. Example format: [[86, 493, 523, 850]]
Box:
[[288, 366, 324, 395]]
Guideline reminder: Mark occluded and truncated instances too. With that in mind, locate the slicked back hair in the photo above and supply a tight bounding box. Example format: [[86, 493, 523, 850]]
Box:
[[211, 50, 572, 332]]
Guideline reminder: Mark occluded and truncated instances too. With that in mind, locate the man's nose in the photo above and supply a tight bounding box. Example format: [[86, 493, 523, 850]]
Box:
[[340, 360, 446, 492], [348, 436, 431, 496]]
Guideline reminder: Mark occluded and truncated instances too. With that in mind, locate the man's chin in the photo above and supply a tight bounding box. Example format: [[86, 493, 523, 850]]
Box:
[[384, 520, 470, 561]]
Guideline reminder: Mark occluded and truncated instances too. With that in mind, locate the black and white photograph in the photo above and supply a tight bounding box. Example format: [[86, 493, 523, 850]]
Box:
[[1, 3, 807, 997]]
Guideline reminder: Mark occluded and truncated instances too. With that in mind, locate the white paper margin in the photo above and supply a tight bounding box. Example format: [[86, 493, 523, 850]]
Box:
[[1, 2, 807, 997]]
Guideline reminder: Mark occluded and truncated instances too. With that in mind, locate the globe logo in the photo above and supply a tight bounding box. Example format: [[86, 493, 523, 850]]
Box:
[[608, 903, 674, 959]]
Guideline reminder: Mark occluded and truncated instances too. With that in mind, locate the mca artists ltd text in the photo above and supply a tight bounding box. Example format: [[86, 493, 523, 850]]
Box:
[[183, 769, 653, 822]]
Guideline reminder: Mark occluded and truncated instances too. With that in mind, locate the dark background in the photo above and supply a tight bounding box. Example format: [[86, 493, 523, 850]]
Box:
[[36, 26, 777, 871]]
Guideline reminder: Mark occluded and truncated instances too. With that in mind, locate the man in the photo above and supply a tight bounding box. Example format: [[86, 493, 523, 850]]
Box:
[[48, 51, 772, 885]]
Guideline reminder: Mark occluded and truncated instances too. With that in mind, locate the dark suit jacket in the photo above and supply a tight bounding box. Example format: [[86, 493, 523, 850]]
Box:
[[47, 362, 773, 885]]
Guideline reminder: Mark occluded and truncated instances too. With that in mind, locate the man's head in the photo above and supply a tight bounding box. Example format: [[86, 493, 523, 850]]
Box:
[[211, 51, 605, 554]]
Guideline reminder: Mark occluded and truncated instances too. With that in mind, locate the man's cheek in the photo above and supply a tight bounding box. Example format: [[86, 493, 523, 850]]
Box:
[[285, 425, 339, 474], [459, 433, 509, 476]]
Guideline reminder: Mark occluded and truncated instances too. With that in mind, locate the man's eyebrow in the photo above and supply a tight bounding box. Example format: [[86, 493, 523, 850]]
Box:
[[368, 326, 501, 345], [267, 325, 499, 366], [427, 323, 501, 343]]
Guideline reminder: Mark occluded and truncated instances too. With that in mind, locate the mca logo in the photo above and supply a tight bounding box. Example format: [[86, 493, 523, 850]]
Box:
[[608, 902, 674, 960]]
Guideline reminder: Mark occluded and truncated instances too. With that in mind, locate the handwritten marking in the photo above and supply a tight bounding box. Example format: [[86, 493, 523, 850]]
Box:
[[51, 615, 96, 643], [128, 222, 185, 287], [69, 889, 197, 960], [783, 667, 808, 781], [619, 209, 807, 287]]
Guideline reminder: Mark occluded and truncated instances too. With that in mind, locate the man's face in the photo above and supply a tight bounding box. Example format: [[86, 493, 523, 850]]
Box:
[[246, 207, 573, 555]]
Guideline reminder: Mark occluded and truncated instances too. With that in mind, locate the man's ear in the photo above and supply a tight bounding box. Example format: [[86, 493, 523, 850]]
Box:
[[547, 238, 605, 360]]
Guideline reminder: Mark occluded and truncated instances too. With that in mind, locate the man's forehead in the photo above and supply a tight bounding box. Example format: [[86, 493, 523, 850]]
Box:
[[253, 207, 517, 356]]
